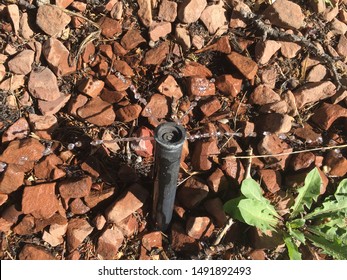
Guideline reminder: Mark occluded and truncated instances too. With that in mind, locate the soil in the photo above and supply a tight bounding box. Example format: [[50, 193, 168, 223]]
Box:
[[0, 0, 346, 260]]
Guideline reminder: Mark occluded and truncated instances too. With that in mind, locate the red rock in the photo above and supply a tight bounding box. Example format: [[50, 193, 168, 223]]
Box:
[[70, 1, 87, 12], [36, 4, 71, 36], [290, 152, 315, 171], [200, 2, 227, 34], [227, 51, 258, 80], [70, 198, 90, 215], [293, 124, 322, 144], [260, 67, 277, 89], [28, 67, 62, 101], [0, 194, 8, 206], [200, 97, 221, 117], [142, 41, 170, 65], [260, 100, 288, 114], [263, 0, 304, 30], [293, 81, 336, 109], [0, 138, 45, 172], [0, 74, 25, 91], [116, 104, 142, 122], [256, 113, 293, 134], [66, 218, 93, 251], [324, 150, 347, 177], [250, 249, 266, 260], [149, 21, 172, 42], [121, 29, 146, 50], [181, 61, 212, 77], [311, 102, 347, 130], [82, 41, 95, 63], [336, 34, 347, 58], [116, 214, 139, 237], [34, 154, 65, 180], [306, 64, 327, 82], [2, 117, 29, 143], [22, 183, 59, 219], [186, 216, 214, 239], [78, 78, 104, 98], [131, 126, 154, 157], [175, 25, 191, 50], [255, 40, 281, 65], [177, 176, 209, 209], [258, 169, 281, 193], [98, 16, 122, 38], [142, 94, 169, 119], [85, 187, 116, 208], [93, 214, 106, 230], [19, 244, 55, 260], [7, 49, 35, 75], [221, 157, 245, 184], [43, 38, 76, 76], [142, 231, 162, 251], [29, 113, 58, 139], [113, 42, 128, 56], [137, 0, 152, 27], [38, 94, 71, 115], [340, 9, 347, 24], [280, 41, 301, 58], [171, 222, 200, 254], [112, 60, 134, 77], [105, 183, 149, 224], [207, 168, 228, 193], [0, 64, 5, 82], [203, 198, 228, 227], [7, 4, 20, 34], [331, 89, 347, 104], [100, 88, 126, 104], [157, 75, 183, 99], [178, 0, 207, 24], [68, 96, 89, 116], [196, 36, 232, 54], [42, 230, 64, 247], [249, 85, 281, 105], [110, 1, 123, 19], [99, 44, 113, 60], [77, 97, 116, 126], [12, 215, 36, 235], [56, 0, 74, 8], [215, 74, 242, 97], [192, 139, 220, 170], [105, 74, 131, 91], [188, 76, 215, 97], [331, 18, 347, 35], [97, 227, 124, 259], [158, 0, 178, 22], [0, 165, 21, 194], [59, 177, 92, 200]]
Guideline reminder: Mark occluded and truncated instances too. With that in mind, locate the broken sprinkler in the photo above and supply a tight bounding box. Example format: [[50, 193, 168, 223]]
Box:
[[152, 122, 186, 232]]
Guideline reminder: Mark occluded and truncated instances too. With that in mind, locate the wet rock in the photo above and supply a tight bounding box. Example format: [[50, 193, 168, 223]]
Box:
[[191, 139, 219, 170], [311, 102, 347, 130], [22, 182, 59, 219], [258, 169, 281, 193], [171, 222, 200, 254], [43, 38, 76, 76], [85, 187, 116, 209], [256, 113, 293, 134], [78, 78, 104, 98], [180, 61, 212, 78], [98, 16, 122, 38], [38, 94, 71, 115], [28, 113, 58, 139], [178, 0, 207, 24], [131, 126, 154, 158], [66, 218, 93, 251], [149, 21, 171, 42], [157, 75, 183, 99], [306, 64, 327, 82], [0, 164, 25, 194], [249, 85, 281, 105], [177, 176, 209, 209], [142, 231, 162, 251], [36, 4, 71, 36], [19, 244, 55, 260], [203, 197, 228, 227], [324, 150, 347, 177], [28, 67, 62, 101], [255, 40, 281, 65], [290, 152, 315, 171], [227, 51, 258, 80], [143, 41, 170, 65], [215, 74, 243, 97], [142, 94, 169, 119], [200, 1, 227, 34], [97, 227, 124, 259], [34, 154, 65, 180], [221, 157, 245, 184], [158, 0, 178, 22], [121, 29, 146, 50], [105, 183, 149, 224], [293, 81, 336, 109], [263, 0, 305, 30], [175, 25, 191, 50], [137, 0, 152, 27], [0, 138, 45, 172], [59, 177, 92, 201], [116, 104, 142, 122], [187, 76, 215, 97], [2, 117, 29, 143], [7, 49, 35, 75], [279, 41, 301, 58], [77, 97, 116, 126], [186, 216, 214, 239], [200, 97, 221, 117]]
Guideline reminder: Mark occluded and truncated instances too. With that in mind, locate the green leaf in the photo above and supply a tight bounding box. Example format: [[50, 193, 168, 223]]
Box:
[[283, 235, 302, 260], [223, 196, 244, 222], [288, 218, 305, 229], [304, 199, 347, 220], [305, 232, 347, 260], [290, 168, 321, 219], [335, 178, 347, 202], [286, 220, 306, 243]]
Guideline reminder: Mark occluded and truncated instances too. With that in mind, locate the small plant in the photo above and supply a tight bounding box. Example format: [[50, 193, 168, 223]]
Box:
[[224, 168, 347, 259]]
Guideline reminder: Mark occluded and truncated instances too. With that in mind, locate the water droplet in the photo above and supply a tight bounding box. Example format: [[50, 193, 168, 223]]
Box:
[[145, 107, 152, 114], [0, 162, 7, 172], [18, 156, 28, 165], [136, 156, 142, 163], [75, 141, 82, 148], [233, 132, 243, 137], [263, 131, 271, 136], [67, 143, 75, 150], [91, 139, 104, 146], [317, 136, 323, 143], [248, 132, 257, 137], [209, 78, 215, 83], [306, 139, 312, 144], [216, 131, 222, 137], [42, 147, 52, 156], [278, 133, 287, 140], [134, 92, 141, 99], [130, 85, 136, 92]]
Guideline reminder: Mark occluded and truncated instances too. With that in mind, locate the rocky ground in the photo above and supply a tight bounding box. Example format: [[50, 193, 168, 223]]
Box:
[[0, 0, 347, 260]]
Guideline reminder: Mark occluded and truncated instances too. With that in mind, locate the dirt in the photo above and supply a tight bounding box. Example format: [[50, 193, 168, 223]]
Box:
[[0, 0, 346, 260]]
